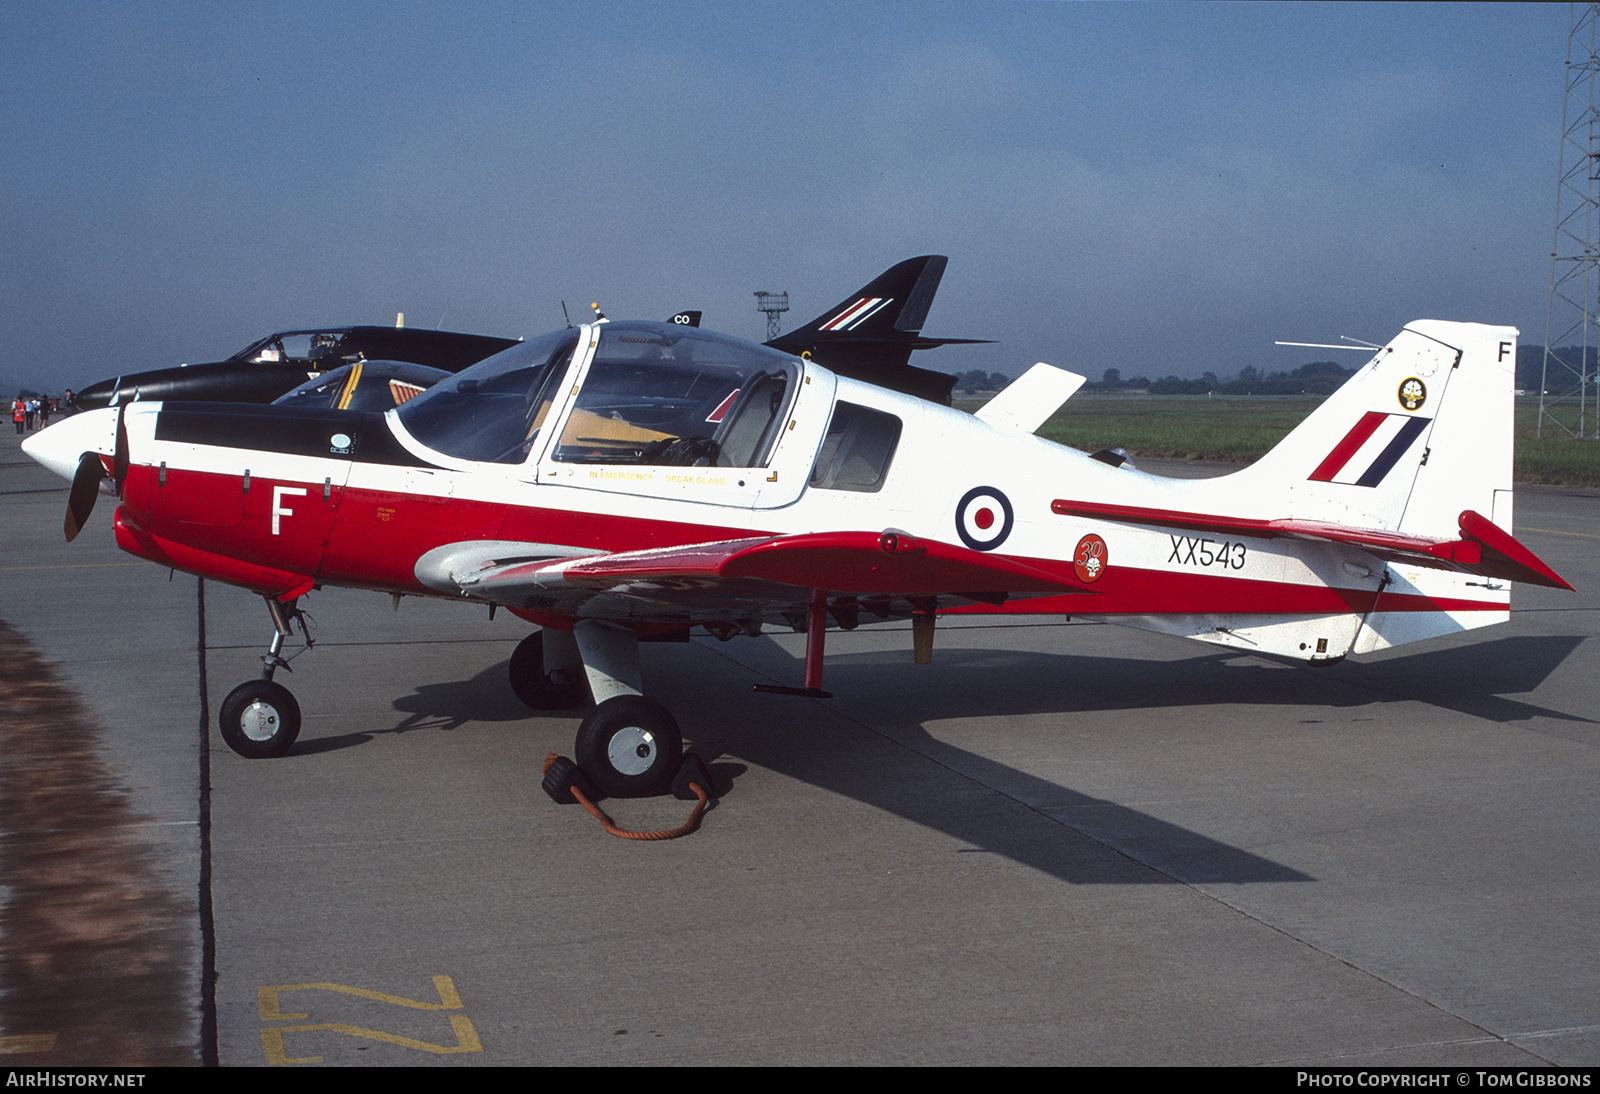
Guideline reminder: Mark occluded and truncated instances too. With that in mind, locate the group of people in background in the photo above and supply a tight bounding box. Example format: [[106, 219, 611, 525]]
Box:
[[12, 390, 73, 434]]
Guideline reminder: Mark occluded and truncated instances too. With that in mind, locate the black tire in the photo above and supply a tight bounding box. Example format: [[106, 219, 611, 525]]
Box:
[[508, 630, 589, 710], [219, 680, 301, 758], [574, 696, 683, 798]]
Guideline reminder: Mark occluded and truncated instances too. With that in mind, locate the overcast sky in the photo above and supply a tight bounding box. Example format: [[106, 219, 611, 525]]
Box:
[[0, 2, 1575, 393]]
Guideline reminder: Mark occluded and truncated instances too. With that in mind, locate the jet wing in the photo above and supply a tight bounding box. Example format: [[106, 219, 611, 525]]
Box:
[[418, 531, 1087, 616], [1052, 500, 1573, 591]]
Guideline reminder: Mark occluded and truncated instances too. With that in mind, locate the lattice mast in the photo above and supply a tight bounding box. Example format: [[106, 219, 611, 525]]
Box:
[[1541, 2, 1600, 439], [754, 291, 789, 341]]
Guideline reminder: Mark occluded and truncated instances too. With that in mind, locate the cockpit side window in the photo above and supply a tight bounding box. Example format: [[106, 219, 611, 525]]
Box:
[[396, 329, 579, 464], [552, 323, 797, 467], [810, 402, 901, 492]]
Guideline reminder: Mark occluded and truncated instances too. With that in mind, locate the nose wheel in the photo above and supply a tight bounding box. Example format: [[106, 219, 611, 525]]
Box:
[[218, 680, 301, 758], [218, 595, 310, 759]]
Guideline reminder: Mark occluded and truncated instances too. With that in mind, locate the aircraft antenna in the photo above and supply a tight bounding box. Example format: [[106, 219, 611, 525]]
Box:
[[754, 291, 789, 340], [1540, 2, 1600, 439]]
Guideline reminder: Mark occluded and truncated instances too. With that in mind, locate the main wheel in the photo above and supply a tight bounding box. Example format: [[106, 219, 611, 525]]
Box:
[[574, 696, 683, 798], [508, 630, 589, 710], [219, 680, 301, 758]]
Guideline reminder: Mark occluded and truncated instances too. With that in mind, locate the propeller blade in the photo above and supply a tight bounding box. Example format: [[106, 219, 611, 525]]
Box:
[[65, 452, 105, 542], [112, 403, 129, 496]]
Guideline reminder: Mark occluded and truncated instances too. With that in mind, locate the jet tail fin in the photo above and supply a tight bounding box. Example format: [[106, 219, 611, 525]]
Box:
[[767, 256, 991, 404]]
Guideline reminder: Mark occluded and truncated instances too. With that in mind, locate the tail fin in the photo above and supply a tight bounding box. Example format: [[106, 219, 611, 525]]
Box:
[[1241, 321, 1518, 538], [774, 255, 949, 346], [767, 256, 991, 405]]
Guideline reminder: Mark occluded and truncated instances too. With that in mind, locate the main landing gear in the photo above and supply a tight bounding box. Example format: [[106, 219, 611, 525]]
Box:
[[507, 628, 588, 709], [218, 597, 309, 759], [514, 620, 686, 799], [214, 602, 694, 807]]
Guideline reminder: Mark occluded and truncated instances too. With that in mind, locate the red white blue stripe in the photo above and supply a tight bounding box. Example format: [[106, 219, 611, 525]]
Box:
[[820, 297, 891, 331], [1309, 411, 1431, 487]]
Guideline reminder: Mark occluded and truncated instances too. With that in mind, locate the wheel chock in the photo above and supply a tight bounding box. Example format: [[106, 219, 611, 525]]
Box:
[[541, 754, 595, 805], [542, 752, 714, 840], [673, 753, 714, 801]]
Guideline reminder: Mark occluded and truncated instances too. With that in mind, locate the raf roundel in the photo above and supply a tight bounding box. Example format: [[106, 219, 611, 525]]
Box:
[[955, 486, 1014, 551]]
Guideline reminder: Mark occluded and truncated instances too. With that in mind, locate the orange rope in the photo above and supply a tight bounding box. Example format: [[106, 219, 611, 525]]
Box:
[[543, 753, 711, 840]]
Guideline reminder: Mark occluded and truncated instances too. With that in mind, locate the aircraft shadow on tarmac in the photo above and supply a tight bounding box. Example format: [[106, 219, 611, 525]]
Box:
[[358, 638, 1321, 887], [1324, 633, 1592, 727], [287, 659, 533, 755], [295, 629, 1586, 888], [687, 632, 1585, 886], [808, 632, 1592, 728]]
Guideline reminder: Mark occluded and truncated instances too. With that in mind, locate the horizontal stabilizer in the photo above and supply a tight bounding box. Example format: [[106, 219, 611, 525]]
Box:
[[975, 364, 1084, 433], [1053, 500, 1572, 590]]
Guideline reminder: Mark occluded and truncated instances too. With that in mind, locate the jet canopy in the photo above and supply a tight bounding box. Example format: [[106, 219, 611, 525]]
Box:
[[395, 321, 802, 469]]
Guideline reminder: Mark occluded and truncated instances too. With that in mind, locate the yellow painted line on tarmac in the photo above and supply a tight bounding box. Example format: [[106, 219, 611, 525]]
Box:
[[260, 976, 465, 1018], [0, 1033, 58, 1053], [259, 976, 479, 1064], [261, 1016, 481, 1064]]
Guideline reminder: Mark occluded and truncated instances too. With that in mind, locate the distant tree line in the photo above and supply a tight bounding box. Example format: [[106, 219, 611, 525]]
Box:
[[1088, 359, 1358, 396], [955, 369, 1015, 394], [955, 343, 1581, 400]]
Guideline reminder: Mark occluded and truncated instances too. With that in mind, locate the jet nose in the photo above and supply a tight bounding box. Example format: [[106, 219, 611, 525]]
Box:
[[21, 407, 120, 481], [73, 377, 121, 411]]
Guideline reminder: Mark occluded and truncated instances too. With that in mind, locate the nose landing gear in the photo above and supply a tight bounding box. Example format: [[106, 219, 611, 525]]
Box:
[[217, 596, 310, 759]]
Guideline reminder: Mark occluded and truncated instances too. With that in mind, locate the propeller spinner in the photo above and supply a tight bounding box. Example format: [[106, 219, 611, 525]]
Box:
[[22, 405, 129, 542]]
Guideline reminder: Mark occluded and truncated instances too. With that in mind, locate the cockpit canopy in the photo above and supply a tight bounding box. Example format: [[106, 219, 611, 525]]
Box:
[[395, 321, 802, 468], [273, 360, 449, 413]]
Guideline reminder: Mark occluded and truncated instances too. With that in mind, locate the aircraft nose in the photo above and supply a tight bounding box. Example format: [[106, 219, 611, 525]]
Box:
[[73, 377, 120, 411], [21, 408, 120, 481]]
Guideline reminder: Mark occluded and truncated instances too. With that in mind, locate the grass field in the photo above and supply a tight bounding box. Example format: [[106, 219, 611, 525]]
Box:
[[955, 394, 1600, 486]]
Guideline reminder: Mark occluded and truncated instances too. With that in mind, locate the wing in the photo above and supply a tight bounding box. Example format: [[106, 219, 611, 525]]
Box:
[[415, 531, 1088, 621]]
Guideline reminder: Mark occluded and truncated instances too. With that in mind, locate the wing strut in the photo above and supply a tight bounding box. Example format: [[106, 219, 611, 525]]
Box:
[[754, 588, 835, 699]]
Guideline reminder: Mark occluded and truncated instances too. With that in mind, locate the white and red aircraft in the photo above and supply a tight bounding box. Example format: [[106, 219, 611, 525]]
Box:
[[23, 310, 1571, 799]]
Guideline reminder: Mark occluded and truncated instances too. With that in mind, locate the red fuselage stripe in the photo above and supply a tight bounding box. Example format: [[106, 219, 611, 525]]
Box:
[[122, 465, 1511, 615]]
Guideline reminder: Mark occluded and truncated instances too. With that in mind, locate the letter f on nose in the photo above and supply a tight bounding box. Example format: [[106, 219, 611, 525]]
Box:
[[272, 486, 307, 535]]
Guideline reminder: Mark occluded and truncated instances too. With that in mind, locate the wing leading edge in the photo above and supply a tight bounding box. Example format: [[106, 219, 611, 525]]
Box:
[[419, 531, 1088, 616]]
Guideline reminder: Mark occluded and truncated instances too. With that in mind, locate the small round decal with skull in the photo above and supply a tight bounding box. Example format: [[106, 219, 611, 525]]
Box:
[[1074, 533, 1108, 583]]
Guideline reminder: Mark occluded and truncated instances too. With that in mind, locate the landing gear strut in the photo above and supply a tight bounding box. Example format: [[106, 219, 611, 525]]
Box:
[[217, 597, 309, 759], [550, 620, 686, 798], [508, 628, 589, 709]]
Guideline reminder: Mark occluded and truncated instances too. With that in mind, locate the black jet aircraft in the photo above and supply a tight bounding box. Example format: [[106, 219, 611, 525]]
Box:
[[74, 326, 521, 411], [72, 256, 981, 414]]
